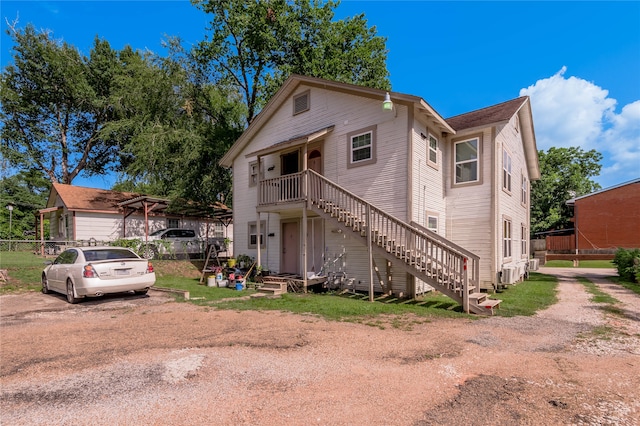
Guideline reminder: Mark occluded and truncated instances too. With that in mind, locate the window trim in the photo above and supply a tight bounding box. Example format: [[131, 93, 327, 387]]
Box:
[[521, 224, 528, 258], [502, 148, 512, 194], [249, 160, 263, 188], [503, 216, 512, 259], [452, 134, 482, 187], [346, 125, 377, 169], [426, 212, 439, 234], [248, 220, 266, 249], [167, 218, 179, 229], [521, 173, 528, 207], [427, 134, 438, 169]]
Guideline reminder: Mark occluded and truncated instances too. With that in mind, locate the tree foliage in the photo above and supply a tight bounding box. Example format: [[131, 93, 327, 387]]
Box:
[[530, 147, 603, 235], [192, 0, 390, 124], [1, 24, 123, 184], [0, 169, 50, 239]]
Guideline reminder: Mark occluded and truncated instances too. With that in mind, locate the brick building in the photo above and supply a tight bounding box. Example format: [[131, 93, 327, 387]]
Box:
[[567, 178, 640, 252]]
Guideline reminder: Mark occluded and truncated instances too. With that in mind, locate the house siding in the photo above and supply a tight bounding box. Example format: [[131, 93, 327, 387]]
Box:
[[445, 128, 494, 288], [494, 115, 531, 282], [233, 84, 410, 286]]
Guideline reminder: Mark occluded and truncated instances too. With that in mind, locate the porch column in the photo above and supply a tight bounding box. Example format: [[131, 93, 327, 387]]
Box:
[[367, 204, 374, 302], [256, 155, 262, 269], [302, 144, 308, 292]]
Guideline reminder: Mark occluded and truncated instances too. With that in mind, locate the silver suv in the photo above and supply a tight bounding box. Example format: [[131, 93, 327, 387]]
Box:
[[128, 228, 226, 259]]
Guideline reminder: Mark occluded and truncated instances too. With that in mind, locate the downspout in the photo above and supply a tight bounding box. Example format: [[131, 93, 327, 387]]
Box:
[[490, 128, 498, 288]]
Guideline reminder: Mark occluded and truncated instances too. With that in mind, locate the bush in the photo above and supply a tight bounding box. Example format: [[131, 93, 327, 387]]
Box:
[[612, 248, 640, 283]]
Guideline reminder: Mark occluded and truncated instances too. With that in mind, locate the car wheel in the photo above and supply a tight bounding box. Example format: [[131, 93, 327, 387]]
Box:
[[41, 274, 50, 294], [66, 279, 80, 304], [134, 289, 149, 295], [141, 245, 158, 260]]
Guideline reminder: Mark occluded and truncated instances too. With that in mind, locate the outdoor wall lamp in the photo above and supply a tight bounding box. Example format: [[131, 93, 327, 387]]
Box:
[[382, 92, 393, 111]]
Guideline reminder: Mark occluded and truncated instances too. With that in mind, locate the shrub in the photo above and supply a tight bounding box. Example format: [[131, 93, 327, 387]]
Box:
[[612, 248, 640, 283]]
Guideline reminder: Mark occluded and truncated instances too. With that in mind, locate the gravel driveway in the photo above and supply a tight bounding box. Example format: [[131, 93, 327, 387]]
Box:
[[1, 268, 639, 425]]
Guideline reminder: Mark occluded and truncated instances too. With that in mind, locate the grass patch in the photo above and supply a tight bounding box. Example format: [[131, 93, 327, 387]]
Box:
[[155, 275, 255, 301], [493, 272, 558, 317], [607, 276, 640, 296], [544, 260, 614, 268], [0, 251, 49, 293], [210, 290, 470, 325], [576, 276, 619, 304]]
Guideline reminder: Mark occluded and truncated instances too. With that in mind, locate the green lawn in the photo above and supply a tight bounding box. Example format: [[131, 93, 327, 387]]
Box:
[[544, 259, 615, 268], [2, 251, 626, 324]]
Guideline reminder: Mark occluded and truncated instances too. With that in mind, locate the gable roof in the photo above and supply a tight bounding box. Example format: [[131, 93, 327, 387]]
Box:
[[566, 178, 640, 206], [220, 74, 455, 168], [445, 97, 529, 131], [47, 183, 140, 213]]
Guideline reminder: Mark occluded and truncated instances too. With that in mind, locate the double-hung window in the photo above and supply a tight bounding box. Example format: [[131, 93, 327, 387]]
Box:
[[347, 126, 376, 168], [503, 218, 512, 258], [248, 221, 266, 249], [521, 224, 527, 257], [454, 138, 479, 184], [503, 149, 512, 193], [521, 174, 528, 205], [428, 135, 438, 167]]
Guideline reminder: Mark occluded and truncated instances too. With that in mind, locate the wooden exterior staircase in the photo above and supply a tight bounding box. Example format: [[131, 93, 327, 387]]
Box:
[[258, 169, 501, 315]]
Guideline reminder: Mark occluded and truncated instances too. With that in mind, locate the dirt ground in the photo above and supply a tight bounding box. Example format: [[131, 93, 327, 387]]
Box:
[[1, 267, 639, 425]]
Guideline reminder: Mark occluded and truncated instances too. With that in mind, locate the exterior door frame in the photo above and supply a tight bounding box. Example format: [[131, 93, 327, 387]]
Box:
[[281, 220, 300, 275]]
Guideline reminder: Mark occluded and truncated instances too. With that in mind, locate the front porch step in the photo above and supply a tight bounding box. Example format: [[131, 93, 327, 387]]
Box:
[[256, 279, 288, 296], [470, 298, 502, 315]]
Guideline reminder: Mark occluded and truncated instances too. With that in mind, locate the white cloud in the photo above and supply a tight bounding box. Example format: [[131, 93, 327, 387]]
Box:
[[520, 66, 640, 187]]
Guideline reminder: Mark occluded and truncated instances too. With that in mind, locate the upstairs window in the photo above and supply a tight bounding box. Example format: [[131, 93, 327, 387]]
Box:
[[521, 174, 528, 205], [293, 91, 310, 115], [347, 126, 376, 168], [454, 138, 479, 184], [249, 161, 262, 187], [428, 135, 438, 167], [503, 149, 512, 193]]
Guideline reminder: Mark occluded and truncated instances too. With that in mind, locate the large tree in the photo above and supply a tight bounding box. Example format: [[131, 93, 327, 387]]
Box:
[[113, 41, 245, 207], [192, 0, 390, 124], [1, 24, 123, 185], [531, 147, 603, 235]]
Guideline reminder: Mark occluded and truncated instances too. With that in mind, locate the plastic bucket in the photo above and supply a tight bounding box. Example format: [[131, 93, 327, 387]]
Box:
[[235, 282, 244, 291], [207, 276, 216, 287]]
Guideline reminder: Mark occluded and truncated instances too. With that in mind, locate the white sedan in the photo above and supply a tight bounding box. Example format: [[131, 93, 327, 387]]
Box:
[[42, 247, 156, 304]]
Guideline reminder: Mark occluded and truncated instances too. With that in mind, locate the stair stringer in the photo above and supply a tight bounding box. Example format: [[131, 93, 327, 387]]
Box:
[[308, 203, 465, 305]]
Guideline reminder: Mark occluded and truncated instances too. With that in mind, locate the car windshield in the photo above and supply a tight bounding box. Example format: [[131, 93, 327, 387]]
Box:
[[83, 249, 138, 261], [149, 229, 167, 237]]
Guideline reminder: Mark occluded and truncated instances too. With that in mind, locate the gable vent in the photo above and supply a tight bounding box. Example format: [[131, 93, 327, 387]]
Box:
[[293, 91, 310, 115]]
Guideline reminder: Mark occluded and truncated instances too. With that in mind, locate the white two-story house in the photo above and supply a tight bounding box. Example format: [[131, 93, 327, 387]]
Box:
[[220, 75, 539, 314]]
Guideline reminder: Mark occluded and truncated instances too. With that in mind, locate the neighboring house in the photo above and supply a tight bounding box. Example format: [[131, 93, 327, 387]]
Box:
[[566, 178, 640, 252], [39, 183, 231, 247], [220, 75, 539, 314]]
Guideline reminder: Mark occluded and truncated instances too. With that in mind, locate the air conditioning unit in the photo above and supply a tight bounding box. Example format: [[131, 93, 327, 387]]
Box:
[[528, 259, 539, 271], [501, 267, 517, 285]]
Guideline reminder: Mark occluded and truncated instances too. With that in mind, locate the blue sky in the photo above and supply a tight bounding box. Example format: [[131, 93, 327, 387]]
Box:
[[2, 0, 639, 190]]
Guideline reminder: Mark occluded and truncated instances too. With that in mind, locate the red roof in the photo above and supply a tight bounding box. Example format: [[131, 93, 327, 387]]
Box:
[[50, 183, 140, 212]]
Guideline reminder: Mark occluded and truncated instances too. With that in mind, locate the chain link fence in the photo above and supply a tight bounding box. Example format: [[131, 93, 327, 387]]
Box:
[[0, 239, 213, 260]]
